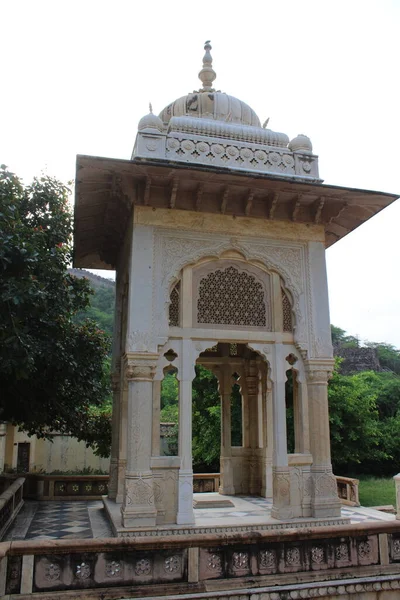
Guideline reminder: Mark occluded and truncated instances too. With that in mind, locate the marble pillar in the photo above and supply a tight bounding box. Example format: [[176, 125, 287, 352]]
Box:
[[270, 343, 292, 520], [218, 365, 235, 496], [121, 355, 158, 527], [176, 339, 195, 524], [305, 359, 341, 518]]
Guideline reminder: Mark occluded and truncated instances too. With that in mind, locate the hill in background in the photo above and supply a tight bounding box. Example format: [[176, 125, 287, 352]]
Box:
[[69, 269, 115, 336]]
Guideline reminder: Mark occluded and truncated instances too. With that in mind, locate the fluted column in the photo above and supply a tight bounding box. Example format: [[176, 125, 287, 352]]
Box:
[[305, 359, 341, 518], [121, 354, 158, 527]]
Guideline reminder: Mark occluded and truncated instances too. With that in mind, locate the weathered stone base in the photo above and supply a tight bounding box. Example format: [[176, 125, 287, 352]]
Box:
[[103, 497, 349, 538]]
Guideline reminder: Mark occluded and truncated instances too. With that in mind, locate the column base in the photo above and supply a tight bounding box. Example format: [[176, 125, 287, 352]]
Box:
[[311, 468, 342, 518], [272, 467, 292, 520], [176, 470, 195, 525], [121, 507, 157, 528], [121, 472, 157, 528]]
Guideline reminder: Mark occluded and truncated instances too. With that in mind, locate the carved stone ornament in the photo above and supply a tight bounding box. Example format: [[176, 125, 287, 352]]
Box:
[[232, 551, 249, 570], [105, 560, 122, 577], [44, 562, 61, 582], [135, 558, 152, 576], [164, 555, 181, 573], [335, 542, 350, 561], [125, 476, 154, 506], [393, 538, 400, 559], [314, 471, 338, 497], [207, 553, 222, 570], [285, 547, 301, 566], [153, 231, 306, 343], [259, 549, 276, 569], [125, 361, 157, 381], [358, 540, 372, 559], [127, 331, 153, 352], [274, 472, 291, 501], [75, 562, 91, 580], [311, 545, 325, 564]]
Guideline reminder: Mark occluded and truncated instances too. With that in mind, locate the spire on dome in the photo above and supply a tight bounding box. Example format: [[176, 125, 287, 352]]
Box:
[[198, 40, 216, 92]]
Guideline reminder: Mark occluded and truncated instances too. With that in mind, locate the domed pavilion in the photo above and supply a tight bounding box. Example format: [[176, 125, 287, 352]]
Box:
[[74, 42, 398, 536]]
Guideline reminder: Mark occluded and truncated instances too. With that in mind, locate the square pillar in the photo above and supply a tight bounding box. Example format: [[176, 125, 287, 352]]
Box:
[[216, 365, 235, 496], [305, 359, 341, 518], [121, 354, 158, 527], [270, 343, 292, 520], [176, 339, 195, 524]]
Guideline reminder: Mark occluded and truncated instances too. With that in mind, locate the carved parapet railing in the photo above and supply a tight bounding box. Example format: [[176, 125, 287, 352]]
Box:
[[0, 477, 24, 540], [335, 475, 360, 507], [3, 521, 400, 597], [36, 475, 109, 500], [193, 473, 220, 493]]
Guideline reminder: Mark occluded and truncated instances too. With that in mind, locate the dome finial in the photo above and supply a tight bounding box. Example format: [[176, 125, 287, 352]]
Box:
[[198, 40, 216, 92]]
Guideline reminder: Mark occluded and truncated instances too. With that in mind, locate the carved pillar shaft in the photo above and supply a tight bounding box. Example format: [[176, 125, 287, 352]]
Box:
[[121, 355, 158, 527], [305, 359, 341, 518], [176, 339, 195, 524], [271, 343, 291, 519], [218, 365, 235, 496], [108, 368, 121, 500], [0, 423, 7, 473]]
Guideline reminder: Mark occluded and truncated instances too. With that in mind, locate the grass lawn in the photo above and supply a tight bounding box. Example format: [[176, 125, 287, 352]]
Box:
[[357, 476, 396, 507]]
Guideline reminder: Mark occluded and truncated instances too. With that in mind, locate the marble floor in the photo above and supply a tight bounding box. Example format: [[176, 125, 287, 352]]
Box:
[[3, 495, 395, 541]]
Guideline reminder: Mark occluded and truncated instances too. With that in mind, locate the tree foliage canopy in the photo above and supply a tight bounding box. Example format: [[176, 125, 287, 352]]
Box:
[[0, 166, 111, 454]]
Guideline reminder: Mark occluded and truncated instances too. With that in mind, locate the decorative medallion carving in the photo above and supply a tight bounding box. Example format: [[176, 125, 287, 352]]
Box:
[[335, 542, 349, 562], [232, 551, 249, 570], [164, 555, 181, 573], [393, 538, 400, 559], [207, 553, 222, 570], [75, 562, 91, 579], [285, 547, 301, 566], [44, 563, 61, 582], [358, 540, 372, 559], [135, 558, 152, 576], [311, 546, 325, 564], [259, 549, 276, 569], [106, 560, 122, 577], [125, 476, 154, 506]]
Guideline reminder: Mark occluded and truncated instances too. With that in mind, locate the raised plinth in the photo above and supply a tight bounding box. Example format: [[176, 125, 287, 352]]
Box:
[[103, 494, 350, 538]]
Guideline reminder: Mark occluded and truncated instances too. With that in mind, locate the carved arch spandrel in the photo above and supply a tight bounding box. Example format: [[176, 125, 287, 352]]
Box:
[[153, 230, 309, 350]]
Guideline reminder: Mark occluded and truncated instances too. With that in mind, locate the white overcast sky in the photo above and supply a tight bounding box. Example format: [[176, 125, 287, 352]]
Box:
[[1, 0, 399, 347]]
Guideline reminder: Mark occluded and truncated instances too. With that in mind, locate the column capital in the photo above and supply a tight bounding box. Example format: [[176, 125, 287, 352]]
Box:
[[124, 352, 159, 381], [304, 359, 335, 384]]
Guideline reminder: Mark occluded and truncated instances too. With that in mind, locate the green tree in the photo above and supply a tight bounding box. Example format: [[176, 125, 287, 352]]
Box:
[[328, 364, 385, 472], [0, 166, 111, 455]]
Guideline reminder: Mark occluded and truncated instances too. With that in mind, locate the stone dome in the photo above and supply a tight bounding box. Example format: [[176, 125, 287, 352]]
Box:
[[138, 105, 164, 132], [159, 42, 261, 128], [288, 134, 313, 153]]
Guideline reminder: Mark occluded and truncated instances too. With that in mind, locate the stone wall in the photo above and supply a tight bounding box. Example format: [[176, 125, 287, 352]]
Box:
[[334, 346, 381, 375]]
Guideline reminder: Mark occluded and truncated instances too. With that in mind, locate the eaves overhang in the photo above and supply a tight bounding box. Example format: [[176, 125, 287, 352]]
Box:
[[74, 154, 399, 269]]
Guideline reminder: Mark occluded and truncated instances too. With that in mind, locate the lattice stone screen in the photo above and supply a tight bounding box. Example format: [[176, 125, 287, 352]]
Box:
[[194, 263, 270, 329], [282, 288, 293, 332], [169, 281, 180, 327]]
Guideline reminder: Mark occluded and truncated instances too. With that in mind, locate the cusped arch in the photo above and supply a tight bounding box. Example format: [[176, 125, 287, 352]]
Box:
[[164, 244, 301, 335]]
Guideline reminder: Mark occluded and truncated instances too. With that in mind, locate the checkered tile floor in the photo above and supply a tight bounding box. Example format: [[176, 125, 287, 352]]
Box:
[[3, 496, 394, 541], [25, 502, 93, 539], [3, 500, 112, 541]]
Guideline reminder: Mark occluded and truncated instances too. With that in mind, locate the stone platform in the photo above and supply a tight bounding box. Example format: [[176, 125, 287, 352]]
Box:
[[104, 493, 357, 538]]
